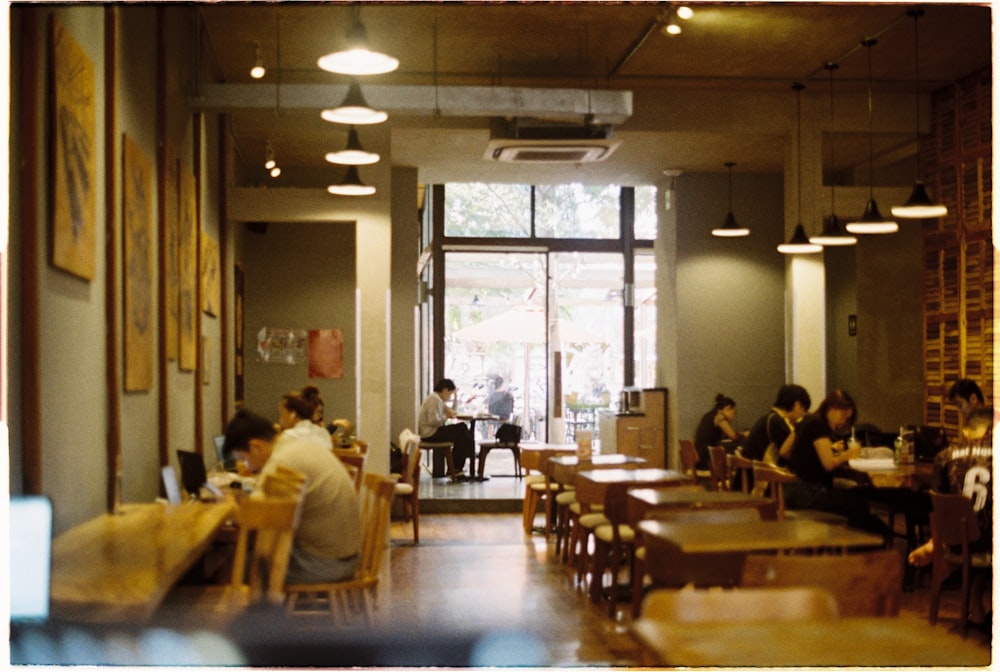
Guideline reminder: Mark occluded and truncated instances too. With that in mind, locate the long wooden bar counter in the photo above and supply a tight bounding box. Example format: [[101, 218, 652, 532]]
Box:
[[49, 502, 236, 623]]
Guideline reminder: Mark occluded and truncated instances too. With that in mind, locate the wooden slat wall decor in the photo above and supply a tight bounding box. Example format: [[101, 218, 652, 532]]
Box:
[[922, 68, 993, 440]]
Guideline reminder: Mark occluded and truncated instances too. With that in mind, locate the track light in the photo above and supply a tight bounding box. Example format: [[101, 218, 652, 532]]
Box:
[[250, 41, 266, 79], [846, 39, 898, 235], [325, 126, 380, 165], [892, 8, 947, 219], [317, 8, 399, 76], [327, 166, 376, 196], [264, 140, 280, 178], [779, 83, 821, 255], [712, 162, 749, 237], [321, 80, 388, 125], [660, 5, 693, 36]]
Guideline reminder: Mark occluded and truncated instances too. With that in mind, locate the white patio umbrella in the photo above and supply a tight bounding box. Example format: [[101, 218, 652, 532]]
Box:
[[452, 305, 605, 440]]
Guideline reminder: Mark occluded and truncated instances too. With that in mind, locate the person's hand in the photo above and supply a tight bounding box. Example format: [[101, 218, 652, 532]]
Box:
[[843, 443, 863, 460], [908, 542, 934, 567]]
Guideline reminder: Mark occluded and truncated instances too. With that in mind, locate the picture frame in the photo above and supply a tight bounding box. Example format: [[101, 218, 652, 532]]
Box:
[[122, 134, 153, 391]]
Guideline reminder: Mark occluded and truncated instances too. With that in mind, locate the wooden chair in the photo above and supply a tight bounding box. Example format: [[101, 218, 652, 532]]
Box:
[[727, 452, 754, 493], [261, 464, 308, 499], [752, 461, 848, 525], [476, 420, 522, 479], [678, 439, 710, 484], [741, 548, 903, 616], [394, 429, 423, 543], [639, 585, 840, 623], [927, 492, 993, 637], [285, 473, 397, 626], [334, 452, 366, 491], [420, 439, 457, 480], [707, 445, 730, 491], [521, 451, 564, 535]]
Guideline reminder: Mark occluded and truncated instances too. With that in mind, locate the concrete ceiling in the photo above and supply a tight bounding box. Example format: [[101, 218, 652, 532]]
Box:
[[196, 2, 993, 187]]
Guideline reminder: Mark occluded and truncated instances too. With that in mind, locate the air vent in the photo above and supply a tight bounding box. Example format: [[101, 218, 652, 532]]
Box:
[[485, 118, 621, 163]]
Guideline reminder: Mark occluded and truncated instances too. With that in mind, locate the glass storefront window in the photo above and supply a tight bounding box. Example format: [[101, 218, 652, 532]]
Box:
[[535, 184, 621, 239], [443, 183, 531, 237], [635, 185, 658, 240]]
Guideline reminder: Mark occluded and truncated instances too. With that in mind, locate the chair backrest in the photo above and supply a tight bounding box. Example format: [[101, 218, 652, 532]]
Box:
[[751, 461, 798, 519], [678, 439, 700, 479], [727, 452, 754, 493], [262, 464, 308, 499], [640, 586, 840, 623], [495, 423, 522, 446], [930, 491, 982, 549], [397, 429, 423, 488], [356, 473, 398, 585], [740, 548, 903, 616], [336, 453, 366, 491], [232, 497, 302, 604], [707, 445, 730, 491]]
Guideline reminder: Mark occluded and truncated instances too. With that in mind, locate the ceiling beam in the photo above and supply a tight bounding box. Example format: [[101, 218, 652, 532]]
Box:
[[193, 84, 633, 124]]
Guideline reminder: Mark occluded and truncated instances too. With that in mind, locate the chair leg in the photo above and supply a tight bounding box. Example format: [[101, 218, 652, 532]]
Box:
[[959, 561, 971, 638], [411, 497, 420, 544], [631, 550, 645, 618], [590, 536, 609, 605], [928, 561, 946, 625]]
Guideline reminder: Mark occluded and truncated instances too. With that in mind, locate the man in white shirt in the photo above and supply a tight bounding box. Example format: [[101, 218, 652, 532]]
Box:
[[418, 378, 476, 480]]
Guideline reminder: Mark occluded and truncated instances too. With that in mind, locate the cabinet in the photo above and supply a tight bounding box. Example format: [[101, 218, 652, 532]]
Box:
[[616, 388, 668, 468]]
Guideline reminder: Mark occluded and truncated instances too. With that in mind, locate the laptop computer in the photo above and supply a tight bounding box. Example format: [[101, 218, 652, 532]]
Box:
[[177, 449, 226, 500], [10, 496, 53, 623]]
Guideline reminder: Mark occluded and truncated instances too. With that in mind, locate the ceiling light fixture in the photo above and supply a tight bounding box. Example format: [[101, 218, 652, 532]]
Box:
[[317, 7, 399, 76], [779, 83, 822, 255], [320, 80, 388, 125], [659, 5, 692, 36], [324, 126, 380, 165], [250, 41, 266, 79], [264, 140, 280, 177], [846, 38, 898, 235], [810, 62, 857, 247], [892, 8, 947, 219], [712, 161, 750, 237], [327, 165, 376, 196]]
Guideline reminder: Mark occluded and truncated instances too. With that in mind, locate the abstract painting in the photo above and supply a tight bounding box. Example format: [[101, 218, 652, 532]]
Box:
[[51, 17, 97, 280], [201, 233, 219, 317], [123, 135, 153, 391], [308, 329, 344, 379], [178, 169, 197, 372], [163, 141, 179, 360]]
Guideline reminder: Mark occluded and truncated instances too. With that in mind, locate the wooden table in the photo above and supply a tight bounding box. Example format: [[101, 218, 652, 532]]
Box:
[[519, 443, 578, 473], [627, 487, 778, 526], [842, 460, 935, 490], [50, 502, 236, 623], [544, 454, 646, 540], [631, 616, 991, 667], [638, 518, 884, 588]]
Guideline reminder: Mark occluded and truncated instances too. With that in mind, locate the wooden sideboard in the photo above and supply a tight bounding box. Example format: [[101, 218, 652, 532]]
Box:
[[615, 388, 668, 468]]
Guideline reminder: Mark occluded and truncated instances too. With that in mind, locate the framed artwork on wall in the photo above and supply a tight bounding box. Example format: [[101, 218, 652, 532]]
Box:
[[201, 233, 219, 317], [308, 329, 344, 379], [123, 134, 153, 391], [163, 140, 180, 361], [178, 169, 197, 371], [50, 17, 97, 280]]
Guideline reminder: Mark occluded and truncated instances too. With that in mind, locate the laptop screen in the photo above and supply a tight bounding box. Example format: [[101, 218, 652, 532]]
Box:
[[10, 496, 52, 622], [176, 449, 209, 497]]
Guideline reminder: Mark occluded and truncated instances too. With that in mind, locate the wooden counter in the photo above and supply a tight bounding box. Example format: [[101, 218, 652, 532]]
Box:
[[50, 502, 236, 623]]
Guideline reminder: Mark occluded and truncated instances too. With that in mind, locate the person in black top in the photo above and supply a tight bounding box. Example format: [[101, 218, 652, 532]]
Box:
[[743, 384, 812, 464], [784, 389, 890, 541], [693, 393, 746, 469], [487, 376, 515, 421]]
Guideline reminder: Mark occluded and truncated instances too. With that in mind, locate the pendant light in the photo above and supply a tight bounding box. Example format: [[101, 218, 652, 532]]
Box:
[[892, 8, 947, 218], [779, 83, 821, 254], [811, 62, 857, 246], [317, 6, 399, 76], [320, 80, 388, 125], [327, 165, 376, 196], [846, 38, 898, 235], [250, 41, 266, 79], [264, 140, 280, 178], [712, 162, 749, 237], [325, 126, 380, 165]]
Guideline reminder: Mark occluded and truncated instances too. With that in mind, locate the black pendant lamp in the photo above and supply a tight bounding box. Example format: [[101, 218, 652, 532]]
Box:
[[811, 62, 857, 246], [325, 126, 380, 165], [778, 83, 821, 254], [327, 165, 376, 196], [892, 8, 947, 218], [846, 39, 898, 235], [712, 162, 750, 237]]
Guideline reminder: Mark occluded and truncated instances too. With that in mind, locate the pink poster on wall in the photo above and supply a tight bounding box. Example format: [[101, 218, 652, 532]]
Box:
[[309, 329, 344, 379]]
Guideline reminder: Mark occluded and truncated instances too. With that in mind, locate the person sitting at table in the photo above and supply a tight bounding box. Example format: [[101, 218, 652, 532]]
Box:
[[784, 389, 891, 541], [419, 378, 476, 480], [948, 379, 987, 426], [908, 406, 994, 630], [487, 376, 515, 422], [223, 408, 361, 584], [278, 386, 333, 449], [743, 384, 812, 466], [693, 393, 746, 469]]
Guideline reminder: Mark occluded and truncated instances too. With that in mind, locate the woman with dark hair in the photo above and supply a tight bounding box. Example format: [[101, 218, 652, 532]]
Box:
[[693, 393, 745, 469], [278, 386, 333, 449], [785, 389, 890, 540]]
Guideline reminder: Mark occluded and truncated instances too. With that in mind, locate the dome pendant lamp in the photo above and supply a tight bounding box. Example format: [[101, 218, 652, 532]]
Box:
[[317, 6, 399, 76], [320, 80, 388, 125], [327, 165, 376, 196], [846, 39, 898, 235], [712, 162, 750, 237], [325, 126, 380, 165], [778, 83, 821, 254], [811, 62, 856, 246], [892, 8, 947, 218]]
